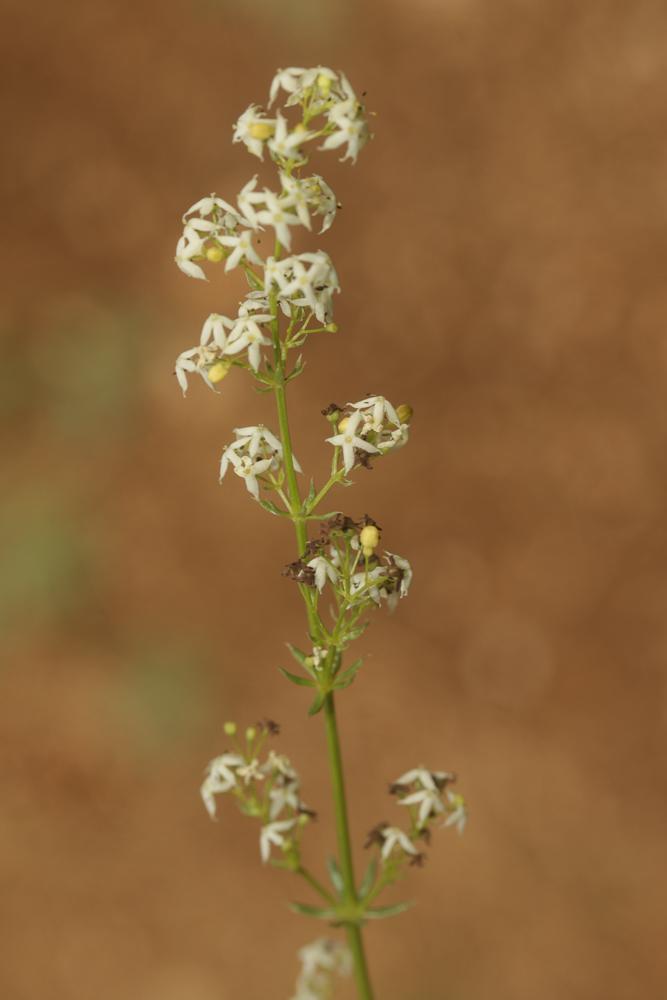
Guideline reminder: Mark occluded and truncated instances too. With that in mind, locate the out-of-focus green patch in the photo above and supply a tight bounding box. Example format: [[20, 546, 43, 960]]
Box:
[[0, 494, 91, 635], [113, 638, 210, 753], [38, 308, 146, 440]]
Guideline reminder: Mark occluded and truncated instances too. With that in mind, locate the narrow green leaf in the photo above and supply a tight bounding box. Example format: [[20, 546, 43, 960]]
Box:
[[286, 643, 308, 667], [308, 691, 326, 716], [258, 499, 288, 517], [334, 658, 364, 689], [278, 666, 315, 688], [364, 900, 414, 920], [306, 478, 316, 505], [290, 901, 338, 920], [359, 857, 378, 899], [326, 856, 345, 895]]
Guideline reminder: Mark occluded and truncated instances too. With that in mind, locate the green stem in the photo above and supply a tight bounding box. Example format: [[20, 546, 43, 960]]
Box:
[[324, 693, 375, 1000], [269, 293, 375, 999]]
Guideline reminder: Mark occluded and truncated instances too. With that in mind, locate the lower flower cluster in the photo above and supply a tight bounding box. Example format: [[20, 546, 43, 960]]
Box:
[[290, 938, 351, 1000], [201, 720, 315, 865]]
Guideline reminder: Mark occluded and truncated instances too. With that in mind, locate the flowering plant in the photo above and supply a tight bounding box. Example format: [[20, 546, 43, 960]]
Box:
[[174, 66, 467, 999]]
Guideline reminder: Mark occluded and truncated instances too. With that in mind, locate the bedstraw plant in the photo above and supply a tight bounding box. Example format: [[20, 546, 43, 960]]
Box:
[[173, 66, 467, 1000]]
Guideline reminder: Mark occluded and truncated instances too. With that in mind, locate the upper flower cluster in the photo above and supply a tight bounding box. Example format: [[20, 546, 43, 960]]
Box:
[[233, 66, 371, 166]]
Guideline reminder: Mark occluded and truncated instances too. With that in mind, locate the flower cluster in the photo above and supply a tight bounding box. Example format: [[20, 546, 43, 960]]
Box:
[[323, 396, 412, 473], [285, 514, 412, 613], [233, 66, 370, 167], [219, 424, 301, 501], [365, 768, 467, 874], [201, 721, 315, 865], [290, 938, 351, 1000]]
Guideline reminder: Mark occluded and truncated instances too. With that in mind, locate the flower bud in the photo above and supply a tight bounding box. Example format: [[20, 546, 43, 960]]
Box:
[[360, 524, 380, 551], [206, 245, 224, 263], [325, 323, 338, 333], [317, 73, 332, 95], [245, 726, 257, 742], [249, 122, 274, 141], [396, 403, 414, 425], [208, 360, 232, 383], [337, 415, 350, 433], [223, 721, 237, 736]]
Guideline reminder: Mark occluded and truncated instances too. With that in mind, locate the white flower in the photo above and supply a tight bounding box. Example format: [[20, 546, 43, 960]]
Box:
[[267, 113, 313, 163], [200, 753, 244, 819], [268, 251, 339, 323], [395, 767, 455, 787], [379, 826, 418, 861], [398, 780, 445, 828], [301, 175, 338, 234], [349, 565, 384, 606], [268, 779, 301, 820], [321, 113, 369, 164], [263, 750, 299, 781], [218, 228, 263, 272], [306, 556, 338, 593], [220, 448, 274, 500], [443, 791, 467, 835], [268, 67, 308, 106], [182, 193, 240, 226], [224, 315, 272, 371], [326, 409, 379, 473], [200, 312, 234, 351], [350, 395, 400, 432], [298, 938, 350, 979], [253, 187, 303, 251], [233, 104, 277, 159], [175, 225, 206, 281], [385, 552, 412, 597], [259, 817, 296, 863]]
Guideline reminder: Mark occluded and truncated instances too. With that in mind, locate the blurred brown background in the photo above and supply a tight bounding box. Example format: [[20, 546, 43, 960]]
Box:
[[2, 0, 666, 997]]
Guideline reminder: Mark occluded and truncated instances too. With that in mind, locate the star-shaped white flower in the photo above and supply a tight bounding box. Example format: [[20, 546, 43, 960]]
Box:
[[200, 313, 234, 351], [218, 228, 263, 272], [398, 781, 445, 828], [267, 113, 313, 163], [395, 767, 455, 787], [321, 115, 369, 164], [200, 753, 244, 819], [268, 779, 301, 820], [220, 447, 274, 499], [268, 67, 308, 106], [224, 316, 272, 372], [443, 791, 467, 835], [253, 188, 302, 251], [306, 556, 338, 593], [379, 826, 418, 861], [350, 395, 400, 433], [259, 817, 296, 863], [175, 225, 206, 280], [233, 105, 277, 160], [326, 409, 379, 473]]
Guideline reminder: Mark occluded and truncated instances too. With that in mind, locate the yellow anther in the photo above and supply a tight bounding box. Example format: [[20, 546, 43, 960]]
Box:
[[249, 122, 274, 140], [206, 245, 224, 263], [208, 360, 232, 383], [360, 524, 380, 551], [396, 403, 414, 425]]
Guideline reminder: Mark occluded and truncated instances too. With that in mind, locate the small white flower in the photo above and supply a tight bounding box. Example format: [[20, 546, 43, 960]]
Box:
[[381, 552, 413, 607], [398, 783, 445, 828], [297, 938, 350, 979], [268, 67, 307, 106], [443, 791, 467, 835], [267, 113, 313, 163], [254, 187, 303, 251], [268, 779, 301, 820], [321, 113, 369, 164], [233, 105, 277, 160], [224, 316, 272, 372], [379, 826, 418, 861], [200, 313, 234, 351], [395, 767, 455, 787], [259, 817, 296, 863], [326, 410, 379, 473], [350, 395, 400, 432], [182, 193, 239, 226], [236, 758, 265, 785], [349, 565, 384, 606], [175, 225, 206, 281], [306, 556, 338, 593], [200, 753, 244, 818], [263, 750, 298, 781], [218, 228, 263, 272]]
